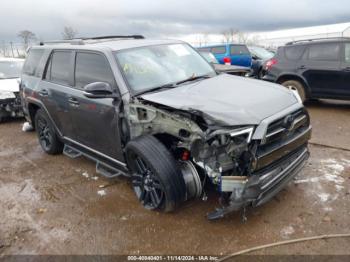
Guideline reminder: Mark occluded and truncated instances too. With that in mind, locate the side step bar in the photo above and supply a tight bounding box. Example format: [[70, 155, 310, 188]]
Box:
[[63, 144, 129, 178], [63, 145, 83, 158]]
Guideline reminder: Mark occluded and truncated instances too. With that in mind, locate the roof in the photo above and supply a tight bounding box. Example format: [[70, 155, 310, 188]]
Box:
[[286, 37, 350, 46], [31, 38, 185, 52], [0, 57, 25, 62]]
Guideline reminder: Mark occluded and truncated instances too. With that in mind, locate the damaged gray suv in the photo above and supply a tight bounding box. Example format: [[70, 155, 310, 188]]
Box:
[[21, 36, 312, 219]]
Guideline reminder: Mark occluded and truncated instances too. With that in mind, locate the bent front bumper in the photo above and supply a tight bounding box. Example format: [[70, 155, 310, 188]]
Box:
[[207, 145, 309, 220]]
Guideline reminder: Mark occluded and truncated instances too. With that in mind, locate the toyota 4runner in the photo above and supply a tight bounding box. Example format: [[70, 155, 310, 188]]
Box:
[[21, 36, 312, 219]]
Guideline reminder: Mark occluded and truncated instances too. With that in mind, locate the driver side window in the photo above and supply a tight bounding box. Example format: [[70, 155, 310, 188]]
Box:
[[74, 52, 116, 89]]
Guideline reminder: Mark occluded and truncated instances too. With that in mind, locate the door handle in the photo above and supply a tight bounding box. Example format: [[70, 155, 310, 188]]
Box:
[[342, 66, 350, 72], [297, 65, 307, 70], [68, 97, 80, 106], [38, 89, 49, 97]]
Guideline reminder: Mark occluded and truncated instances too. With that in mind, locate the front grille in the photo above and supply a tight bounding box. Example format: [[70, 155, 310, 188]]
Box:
[[255, 108, 311, 171]]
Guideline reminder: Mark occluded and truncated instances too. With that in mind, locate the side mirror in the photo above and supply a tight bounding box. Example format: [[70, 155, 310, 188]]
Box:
[[83, 82, 119, 99]]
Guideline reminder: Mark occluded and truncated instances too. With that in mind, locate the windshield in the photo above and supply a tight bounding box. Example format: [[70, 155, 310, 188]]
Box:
[[199, 51, 218, 64], [0, 61, 24, 79], [249, 46, 274, 60], [115, 43, 216, 94]]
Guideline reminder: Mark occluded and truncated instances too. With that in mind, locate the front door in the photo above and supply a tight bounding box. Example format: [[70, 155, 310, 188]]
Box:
[[68, 51, 124, 161], [339, 42, 350, 97]]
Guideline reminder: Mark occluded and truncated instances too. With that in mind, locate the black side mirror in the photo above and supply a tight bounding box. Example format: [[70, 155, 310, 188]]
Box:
[[83, 82, 119, 99]]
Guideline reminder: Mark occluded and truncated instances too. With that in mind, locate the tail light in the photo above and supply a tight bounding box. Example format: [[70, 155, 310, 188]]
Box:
[[223, 57, 231, 65], [265, 58, 278, 71]]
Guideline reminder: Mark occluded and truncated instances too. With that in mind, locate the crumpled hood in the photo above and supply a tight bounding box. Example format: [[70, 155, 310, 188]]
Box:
[[0, 78, 20, 92], [140, 74, 298, 126]]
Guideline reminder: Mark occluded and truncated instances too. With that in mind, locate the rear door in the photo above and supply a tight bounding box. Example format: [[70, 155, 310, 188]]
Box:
[[229, 44, 252, 67], [339, 42, 350, 97], [41, 50, 75, 137], [69, 51, 124, 160], [298, 43, 342, 97], [210, 46, 227, 64]]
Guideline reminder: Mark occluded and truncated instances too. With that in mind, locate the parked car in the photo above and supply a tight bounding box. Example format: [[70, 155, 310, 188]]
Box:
[[197, 44, 252, 67], [0, 58, 24, 122], [21, 36, 311, 219], [263, 37, 350, 102], [248, 46, 274, 78], [199, 50, 251, 76]]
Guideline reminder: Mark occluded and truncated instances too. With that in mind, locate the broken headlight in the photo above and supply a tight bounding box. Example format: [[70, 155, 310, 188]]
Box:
[[0, 91, 16, 100], [191, 126, 255, 182]]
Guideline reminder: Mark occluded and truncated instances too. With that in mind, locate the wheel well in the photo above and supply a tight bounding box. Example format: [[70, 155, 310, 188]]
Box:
[[28, 103, 41, 128], [276, 75, 310, 97], [153, 133, 181, 150]]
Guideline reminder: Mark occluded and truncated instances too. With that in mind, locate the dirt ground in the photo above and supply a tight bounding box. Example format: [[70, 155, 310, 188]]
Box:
[[0, 99, 349, 257]]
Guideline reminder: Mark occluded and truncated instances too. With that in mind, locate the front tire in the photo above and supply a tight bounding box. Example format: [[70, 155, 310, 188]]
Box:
[[281, 80, 306, 102], [125, 135, 186, 212], [35, 109, 63, 155]]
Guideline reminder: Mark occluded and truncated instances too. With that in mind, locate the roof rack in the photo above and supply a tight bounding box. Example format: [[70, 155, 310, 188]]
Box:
[[39, 35, 145, 46], [286, 37, 350, 45]]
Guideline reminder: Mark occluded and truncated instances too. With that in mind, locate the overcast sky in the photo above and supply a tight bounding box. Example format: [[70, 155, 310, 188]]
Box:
[[1, 0, 350, 42]]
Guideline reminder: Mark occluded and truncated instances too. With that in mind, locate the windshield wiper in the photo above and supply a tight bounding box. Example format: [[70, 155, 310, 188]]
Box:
[[175, 74, 212, 85], [136, 83, 176, 96]]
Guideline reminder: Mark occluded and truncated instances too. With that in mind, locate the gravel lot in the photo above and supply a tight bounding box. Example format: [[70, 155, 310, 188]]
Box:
[[0, 99, 349, 256]]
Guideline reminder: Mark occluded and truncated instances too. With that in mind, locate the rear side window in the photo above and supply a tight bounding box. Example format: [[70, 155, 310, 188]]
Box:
[[230, 45, 249, 55], [75, 52, 115, 89], [23, 49, 44, 76], [284, 46, 306, 60], [308, 43, 340, 61], [345, 43, 350, 63], [47, 51, 72, 85], [210, 46, 226, 54], [198, 47, 210, 52]]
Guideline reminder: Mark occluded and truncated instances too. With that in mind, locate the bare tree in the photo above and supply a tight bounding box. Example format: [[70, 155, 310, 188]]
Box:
[[62, 26, 78, 40], [17, 30, 36, 50], [221, 28, 239, 43]]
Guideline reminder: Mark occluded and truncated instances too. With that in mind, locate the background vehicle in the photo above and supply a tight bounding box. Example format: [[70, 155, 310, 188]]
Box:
[[0, 58, 24, 122], [198, 50, 251, 76], [197, 43, 252, 67], [21, 36, 310, 219], [263, 37, 350, 102], [248, 46, 274, 78]]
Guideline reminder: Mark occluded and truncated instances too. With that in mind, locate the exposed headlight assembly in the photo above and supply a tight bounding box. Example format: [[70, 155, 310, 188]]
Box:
[[0, 91, 16, 100]]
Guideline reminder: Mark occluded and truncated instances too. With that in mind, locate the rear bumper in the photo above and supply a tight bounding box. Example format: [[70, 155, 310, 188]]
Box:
[[262, 73, 277, 83], [207, 145, 309, 220]]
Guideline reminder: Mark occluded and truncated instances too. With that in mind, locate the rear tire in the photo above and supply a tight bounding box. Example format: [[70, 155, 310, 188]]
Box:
[[281, 80, 306, 102], [125, 135, 186, 212], [35, 109, 63, 155]]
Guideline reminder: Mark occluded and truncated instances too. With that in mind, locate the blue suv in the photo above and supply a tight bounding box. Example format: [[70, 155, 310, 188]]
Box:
[[198, 44, 252, 67]]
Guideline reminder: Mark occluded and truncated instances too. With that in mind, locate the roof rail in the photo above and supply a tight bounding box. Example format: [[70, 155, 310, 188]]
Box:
[[286, 37, 350, 45], [39, 35, 145, 46]]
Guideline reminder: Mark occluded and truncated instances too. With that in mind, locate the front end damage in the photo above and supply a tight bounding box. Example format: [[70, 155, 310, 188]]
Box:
[[0, 92, 23, 122], [125, 99, 311, 219]]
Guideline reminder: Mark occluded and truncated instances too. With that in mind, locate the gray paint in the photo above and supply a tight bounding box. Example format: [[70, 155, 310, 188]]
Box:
[[141, 74, 298, 126]]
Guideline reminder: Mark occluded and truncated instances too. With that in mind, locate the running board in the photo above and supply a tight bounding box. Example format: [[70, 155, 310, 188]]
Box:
[[96, 162, 127, 178], [63, 145, 82, 158]]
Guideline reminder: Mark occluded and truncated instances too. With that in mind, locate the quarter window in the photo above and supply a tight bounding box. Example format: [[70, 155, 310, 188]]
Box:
[[230, 45, 249, 55], [210, 46, 226, 55], [75, 52, 115, 89], [308, 43, 340, 61], [345, 44, 350, 63], [48, 51, 72, 85], [23, 49, 44, 76], [284, 46, 306, 60]]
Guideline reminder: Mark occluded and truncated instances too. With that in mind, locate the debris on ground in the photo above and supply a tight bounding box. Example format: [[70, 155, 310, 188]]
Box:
[[81, 172, 89, 178], [37, 208, 47, 214], [22, 122, 33, 132], [97, 190, 106, 196]]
